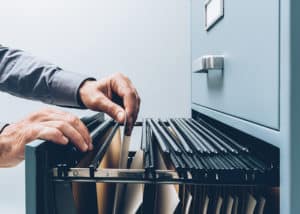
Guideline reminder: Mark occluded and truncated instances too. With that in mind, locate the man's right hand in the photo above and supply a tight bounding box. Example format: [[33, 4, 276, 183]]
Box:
[[0, 108, 92, 167]]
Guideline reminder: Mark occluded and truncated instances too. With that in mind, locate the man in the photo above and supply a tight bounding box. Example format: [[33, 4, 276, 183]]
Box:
[[0, 45, 140, 167]]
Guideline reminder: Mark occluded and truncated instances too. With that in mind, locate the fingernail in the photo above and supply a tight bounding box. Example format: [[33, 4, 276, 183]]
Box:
[[117, 111, 124, 122], [83, 143, 88, 151], [126, 129, 132, 136], [88, 137, 92, 145], [62, 137, 69, 144], [88, 143, 94, 151]]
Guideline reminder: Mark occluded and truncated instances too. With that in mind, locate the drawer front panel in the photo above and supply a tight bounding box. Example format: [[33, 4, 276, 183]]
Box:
[[191, 0, 280, 129]]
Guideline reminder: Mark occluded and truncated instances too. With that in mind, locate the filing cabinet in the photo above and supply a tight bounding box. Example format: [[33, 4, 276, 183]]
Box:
[[191, 0, 279, 129], [191, 0, 300, 213]]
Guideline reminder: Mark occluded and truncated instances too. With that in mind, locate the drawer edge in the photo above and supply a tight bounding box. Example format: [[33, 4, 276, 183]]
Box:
[[192, 103, 281, 148]]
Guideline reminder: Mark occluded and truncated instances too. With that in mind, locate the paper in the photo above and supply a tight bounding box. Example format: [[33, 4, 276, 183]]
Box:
[[155, 148, 180, 214], [245, 193, 257, 214], [256, 196, 266, 214], [184, 191, 192, 214], [202, 195, 210, 214], [113, 116, 131, 214], [96, 128, 122, 214], [72, 129, 112, 214], [225, 195, 234, 214], [215, 196, 223, 214], [120, 113, 130, 169], [123, 150, 144, 214], [119, 136, 131, 168]]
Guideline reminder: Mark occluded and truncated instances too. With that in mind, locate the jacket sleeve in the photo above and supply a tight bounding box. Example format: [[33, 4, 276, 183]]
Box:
[[0, 122, 9, 134], [0, 45, 95, 108]]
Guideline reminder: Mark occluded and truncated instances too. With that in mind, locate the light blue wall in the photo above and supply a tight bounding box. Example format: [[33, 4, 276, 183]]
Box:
[[0, 1, 190, 213]]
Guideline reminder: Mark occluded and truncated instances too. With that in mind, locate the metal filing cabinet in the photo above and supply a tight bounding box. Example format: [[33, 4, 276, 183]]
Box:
[[191, 0, 300, 213], [191, 0, 279, 129], [24, 1, 300, 213]]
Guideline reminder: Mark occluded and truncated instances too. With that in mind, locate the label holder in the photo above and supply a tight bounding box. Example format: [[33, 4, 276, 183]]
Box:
[[205, 0, 224, 31]]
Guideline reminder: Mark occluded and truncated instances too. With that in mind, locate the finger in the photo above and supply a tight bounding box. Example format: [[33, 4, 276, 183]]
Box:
[[122, 89, 137, 135], [110, 79, 139, 135], [133, 90, 141, 123], [126, 90, 140, 135], [61, 113, 92, 148], [29, 124, 69, 145], [16, 124, 69, 160], [42, 121, 89, 152], [32, 109, 92, 148], [92, 93, 126, 124]]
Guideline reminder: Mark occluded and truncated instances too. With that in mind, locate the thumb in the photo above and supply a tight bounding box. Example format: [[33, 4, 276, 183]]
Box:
[[98, 95, 125, 123]]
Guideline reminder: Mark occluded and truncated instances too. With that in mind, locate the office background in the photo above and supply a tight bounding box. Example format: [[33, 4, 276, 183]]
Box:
[[0, 0, 190, 213]]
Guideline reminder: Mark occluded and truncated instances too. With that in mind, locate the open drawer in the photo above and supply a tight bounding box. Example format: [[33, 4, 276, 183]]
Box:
[[25, 112, 279, 214]]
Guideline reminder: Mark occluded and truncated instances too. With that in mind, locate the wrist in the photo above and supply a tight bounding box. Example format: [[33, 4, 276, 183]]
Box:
[[0, 132, 14, 167], [77, 79, 96, 108], [0, 123, 9, 134]]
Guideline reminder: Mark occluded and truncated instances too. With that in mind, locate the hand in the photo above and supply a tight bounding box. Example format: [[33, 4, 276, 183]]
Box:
[[79, 73, 141, 135], [0, 108, 92, 167]]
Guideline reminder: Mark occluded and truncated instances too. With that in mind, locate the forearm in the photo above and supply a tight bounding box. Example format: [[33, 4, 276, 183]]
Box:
[[0, 125, 20, 167], [0, 45, 93, 108]]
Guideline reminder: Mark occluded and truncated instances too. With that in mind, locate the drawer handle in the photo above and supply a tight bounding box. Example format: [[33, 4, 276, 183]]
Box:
[[193, 55, 224, 73]]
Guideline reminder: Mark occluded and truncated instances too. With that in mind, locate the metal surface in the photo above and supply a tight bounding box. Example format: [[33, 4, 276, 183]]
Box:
[[51, 167, 277, 186], [205, 0, 224, 30], [192, 55, 224, 73], [54, 183, 76, 214], [52, 168, 181, 184], [192, 0, 280, 129]]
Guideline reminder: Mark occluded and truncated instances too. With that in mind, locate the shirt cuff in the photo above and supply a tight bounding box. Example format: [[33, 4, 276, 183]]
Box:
[[0, 122, 9, 134], [49, 71, 96, 108]]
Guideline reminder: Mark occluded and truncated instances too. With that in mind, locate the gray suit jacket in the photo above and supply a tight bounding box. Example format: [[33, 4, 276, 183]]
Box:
[[0, 45, 94, 132]]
